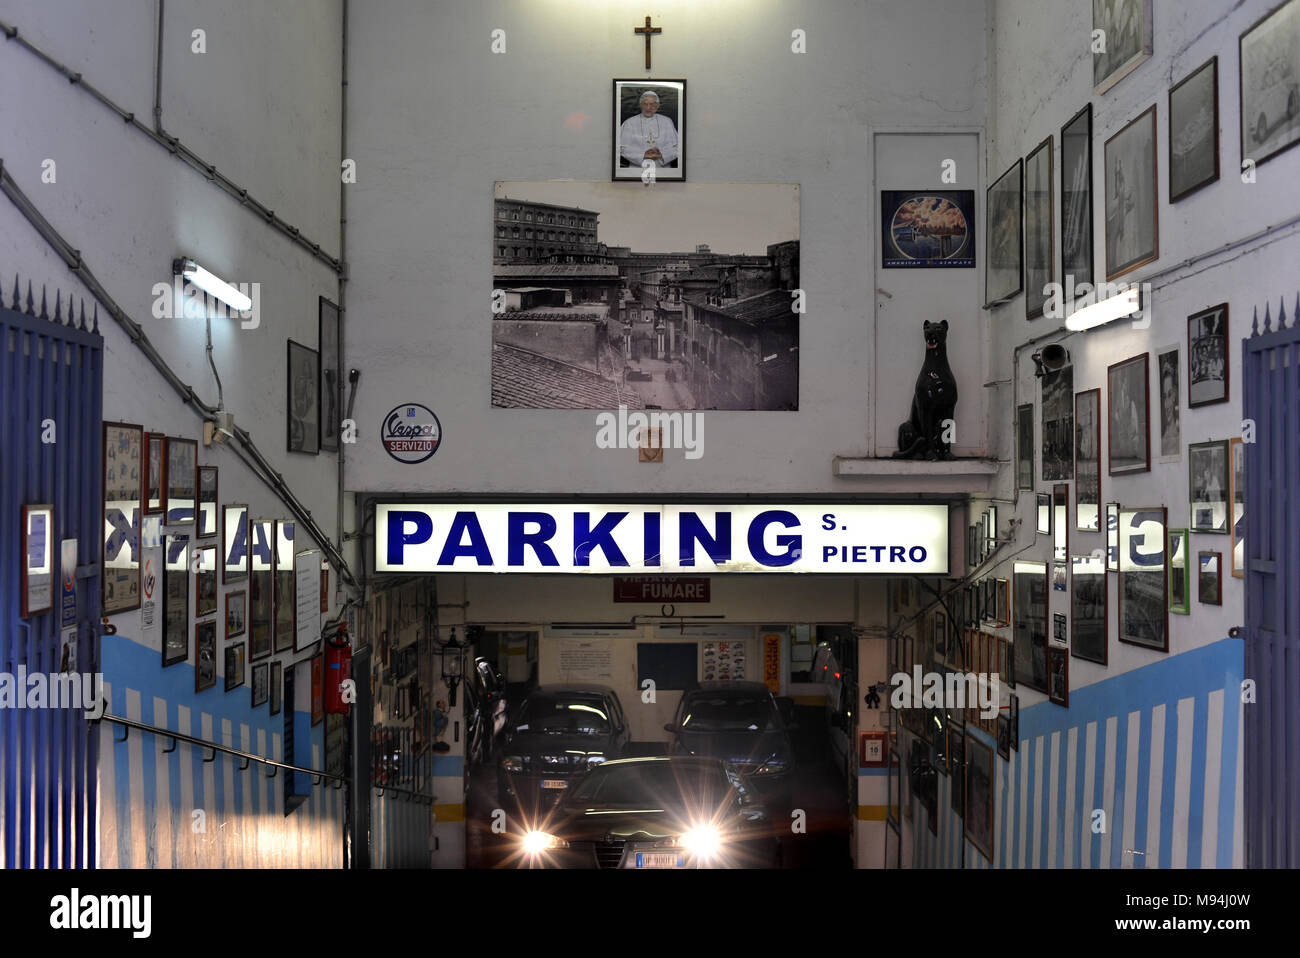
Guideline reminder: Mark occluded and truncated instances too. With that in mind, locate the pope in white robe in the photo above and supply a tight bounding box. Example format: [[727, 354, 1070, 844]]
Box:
[[619, 90, 679, 168]]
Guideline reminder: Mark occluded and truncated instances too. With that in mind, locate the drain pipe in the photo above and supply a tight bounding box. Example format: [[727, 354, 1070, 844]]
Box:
[[153, 0, 165, 132], [337, 0, 350, 597]]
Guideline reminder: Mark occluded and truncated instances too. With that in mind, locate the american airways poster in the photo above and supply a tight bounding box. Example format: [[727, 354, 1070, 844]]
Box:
[[376, 504, 949, 574]]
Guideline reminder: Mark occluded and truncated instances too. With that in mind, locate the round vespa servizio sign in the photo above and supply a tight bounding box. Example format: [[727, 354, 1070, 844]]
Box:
[[381, 403, 442, 464]]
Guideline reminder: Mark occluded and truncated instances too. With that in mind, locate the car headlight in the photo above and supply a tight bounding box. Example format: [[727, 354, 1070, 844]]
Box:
[[586, 753, 606, 766], [679, 825, 722, 860], [521, 831, 569, 855], [754, 762, 787, 776], [501, 755, 524, 773]]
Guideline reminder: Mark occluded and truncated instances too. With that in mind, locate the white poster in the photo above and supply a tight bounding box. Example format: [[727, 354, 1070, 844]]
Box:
[[557, 638, 614, 681], [295, 550, 322, 651], [139, 517, 162, 643]]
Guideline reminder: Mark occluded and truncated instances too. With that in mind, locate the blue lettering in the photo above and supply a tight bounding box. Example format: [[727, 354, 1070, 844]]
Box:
[[437, 512, 493, 566], [226, 514, 248, 568], [574, 512, 629, 567], [386, 510, 433, 566], [890, 546, 905, 562], [1128, 511, 1164, 567], [909, 546, 927, 562], [748, 510, 800, 567], [644, 512, 661, 566], [680, 512, 731, 566], [104, 507, 140, 561], [508, 512, 559, 566], [822, 545, 836, 561], [252, 522, 274, 567]]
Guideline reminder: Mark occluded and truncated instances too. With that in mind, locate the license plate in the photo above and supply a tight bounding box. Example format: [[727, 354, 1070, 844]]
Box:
[[635, 852, 683, 868], [540, 779, 567, 789]]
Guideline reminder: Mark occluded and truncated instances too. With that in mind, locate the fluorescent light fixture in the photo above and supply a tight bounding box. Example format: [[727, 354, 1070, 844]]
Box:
[[173, 257, 252, 312], [1065, 284, 1141, 331]]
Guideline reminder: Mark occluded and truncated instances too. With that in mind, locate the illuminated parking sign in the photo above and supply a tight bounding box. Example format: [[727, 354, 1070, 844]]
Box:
[[375, 503, 949, 574]]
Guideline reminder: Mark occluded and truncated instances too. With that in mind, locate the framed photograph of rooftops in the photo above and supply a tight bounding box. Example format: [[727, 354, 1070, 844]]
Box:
[[613, 79, 685, 181], [492, 182, 799, 410], [1093, 0, 1153, 95], [985, 159, 1023, 306]]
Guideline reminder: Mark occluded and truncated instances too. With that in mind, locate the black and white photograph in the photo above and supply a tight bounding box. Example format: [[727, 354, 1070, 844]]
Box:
[[1053, 612, 1068, 647], [195, 545, 217, 618], [985, 159, 1023, 306], [1157, 346, 1181, 459], [1188, 303, 1229, 406], [195, 620, 217, 693], [163, 436, 196, 525], [319, 298, 341, 453], [1118, 507, 1168, 652], [1189, 439, 1230, 533], [997, 713, 1011, 760], [613, 80, 684, 181], [1232, 437, 1246, 578], [1071, 553, 1107, 664], [226, 589, 246, 639], [1017, 403, 1034, 490], [274, 520, 296, 653], [1240, 0, 1300, 166], [1168, 528, 1190, 614], [1013, 560, 1048, 692], [1105, 105, 1159, 280], [1024, 136, 1054, 319], [162, 534, 189, 668], [145, 432, 163, 514], [1169, 57, 1220, 201], [251, 662, 270, 708], [492, 182, 799, 410], [1060, 104, 1094, 290], [197, 466, 217, 539], [1041, 365, 1074, 481], [102, 422, 143, 614], [1093, 0, 1153, 94], [1047, 646, 1070, 706], [1075, 388, 1101, 530], [225, 641, 246, 692], [286, 339, 320, 454], [1199, 551, 1223, 605], [249, 519, 274, 659], [1037, 493, 1051, 535], [964, 738, 994, 861], [1108, 353, 1150, 474], [270, 660, 283, 716]]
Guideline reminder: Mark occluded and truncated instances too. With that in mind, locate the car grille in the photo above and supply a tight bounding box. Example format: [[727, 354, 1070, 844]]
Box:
[[593, 840, 625, 869]]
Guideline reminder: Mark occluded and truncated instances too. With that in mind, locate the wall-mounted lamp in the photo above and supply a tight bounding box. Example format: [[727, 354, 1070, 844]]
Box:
[[172, 257, 252, 313], [1031, 343, 1071, 377], [440, 627, 465, 707], [1065, 284, 1142, 331]]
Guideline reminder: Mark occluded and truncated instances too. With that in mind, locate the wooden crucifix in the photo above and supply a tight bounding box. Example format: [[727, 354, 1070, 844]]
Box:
[[635, 16, 662, 69]]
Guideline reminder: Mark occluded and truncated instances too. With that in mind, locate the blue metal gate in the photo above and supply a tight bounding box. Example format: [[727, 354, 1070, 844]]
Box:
[[1242, 295, 1300, 869], [0, 276, 103, 868]]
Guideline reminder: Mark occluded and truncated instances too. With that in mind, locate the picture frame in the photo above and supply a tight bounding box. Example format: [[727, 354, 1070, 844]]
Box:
[[1168, 528, 1191, 614], [287, 339, 320, 455], [860, 731, 888, 768], [880, 191, 976, 268], [1017, 403, 1034, 490], [321, 564, 330, 613], [1169, 56, 1220, 201], [1060, 103, 1094, 292], [251, 662, 270, 708], [194, 545, 217, 618], [1024, 136, 1054, 319], [1037, 493, 1052, 535], [162, 436, 197, 525], [1189, 439, 1231, 533], [964, 737, 994, 861], [1071, 553, 1108, 664], [20, 504, 54, 617], [226, 589, 247, 639], [273, 520, 296, 653], [162, 534, 190, 668], [1231, 437, 1246, 578], [1240, 0, 1300, 168], [1053, 611, 1068, 646], [102, 421, 144, 614], [1013, 560, 1048, 692], [949, 727, 965, 816], [996, 578, 1011, 629], [270, 660, 283, 715], [1041, 366, 1074, 481], [311, 652, 324, 727], [967, 524, 979, 570], [1010, 693, 1019, 749], [997, 713, 1011, 760], [1047, 646, 1070, 706], [1075, 388, 1102, 531], [1156, 346, 1181, 460], [249, 519, 274, 659], [985, 158, 1024, 306], [195, 618, 217, 692], [1104, 105, 1159, 280], [612, 79, 685, 181], [145, 432, 164, 515], [1118, 507, 1169, 652], [225, 641, 246, 692], [1106, 501, 1121, 572], [1187, 304, 1229, 407], [319, 297, 341, 454], [1108, 353, 1150, 475], [1053, 561, 1068, 593], [222, 504, 249, 584], [985, 505, 998, 556], [932, 611, 946, 658], [1053, 483, 1069, 561], [1093, 0, 1153, 94], [1199, 551, 1223, 605], [197, 466, 218, 539]]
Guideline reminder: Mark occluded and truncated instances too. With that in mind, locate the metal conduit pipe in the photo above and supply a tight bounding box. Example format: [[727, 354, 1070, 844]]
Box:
[[0, 161, 358, 592], [337, 0, 351, 602], [0, 17, 343, 274]]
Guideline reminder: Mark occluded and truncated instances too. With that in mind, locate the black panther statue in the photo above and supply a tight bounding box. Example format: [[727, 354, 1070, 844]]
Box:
[[894, 319, 958, 460]]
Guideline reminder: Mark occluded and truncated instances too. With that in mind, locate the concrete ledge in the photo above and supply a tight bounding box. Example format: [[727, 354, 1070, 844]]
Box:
[[833, 456, 1000, 478]]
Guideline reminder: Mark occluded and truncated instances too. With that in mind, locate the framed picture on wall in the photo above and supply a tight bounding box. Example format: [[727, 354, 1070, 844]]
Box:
[[1156, 346, 1181, 460], [102, 421, 144, 614], [19, 505, 53, 618], [1106, 501, 1121, 571], [964, 738, 994, 861], [1231, 437, 1245, 578], [880, 191, 976, 268], [251, 662, 270, 708], [311, 652, 324, 727], [1187, 304, 1229, 406], [613, 79, 685, 181], [225, 641, 246, 692], [1017, 403, 1034, 490], [1037, 493, 1051, 535], [223, 504, 248, 584], [273, 520, 296, 653], [1093, 0, 1153, 94], [162, 436, 197, 525], [1024, 136, 1054, 319], [226, 589, 247, 639], [997, 713, 1011, 760], [1240, 0, 1300, 167], [1053, 484, 1069, 560], [1071, 553, 1107, 664], [1168, 528, 1191, 614], [1104, 105, 1159, 280], [194, 545, 217, 618], [163, 534, 189, 667], [1047, 646, 1070, 706], [1053, 561, 1068, 593], [1075, 388, 1101, 530], [249, 519, 274, 657], [1199, 551, 1223, 605], [949, 726, 965, 816], [319, 298, 341, 453], [996, 578, 1010, 628], [985, 159, 1023, 306], [197, 466, 218, 539], [286, 339, 320, 455], [145, 432, 164, 515], [1118, 506, 1168, 651], [1010, 693, 1019, 749], [1060, 103, 1094, 291], [195, 618, 217, 692], [270, 660, 283, 715], [1108, 353, 1150, 474], [1189, 439, 1230, 533], [1013, 560, 1048, 692], [1169, 56, 1220, 201], [1041, 366, 1074, 480]]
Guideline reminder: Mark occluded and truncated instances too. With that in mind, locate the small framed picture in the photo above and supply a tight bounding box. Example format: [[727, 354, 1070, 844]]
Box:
[[1104, 105, 1159, 280], [1199, 551, 1223, 606], [103, 422, 144, 614], [20, 504, 54, 618], [1118, 507, 1169, 652], [997, 713, 1011, 760], [1053, 483, 1069, 560], [226, 589, 247, 639], [612, 79, 685, 181], [1156, 346, 1181, 460], [1047, 646, 1069, 706], [995, 578, 1010, 628], [1053, 562, 1068, 593], [1024, 136, 1054, 320], [1231, 437, 1246, 578], [985, 159, 1024, 306], [195, 619, 217, 692], [1017, 403, 1034, 490], [860, 731, 887, 768], [1106, 501, 1121, 572], [1071, 553, 1107, 664], [270, 660, 283, 715], [145, 433, 164, 514], [1053, 611, 1068, 645], [1075, 388, 1102, 531], [251, 662, 269, 708], [222, 504, 249, 584], [1169, 56, 1220, 202], [949, 727, 965, 816], [319, 298, 341, 453], [1189, 439, 1230, 533], [1108, 353, 1150, 475], [286, 339, 320, 455], [1187, 304, 1229, 407], [163, 534, 190, 668], [1240, 0, 1300, 167], [1037, 493, 1052, 535], [1093, 0, 1153, 94], [1168, 529, 1191, 614], [964, 738, 994, 861], [225, 641, 246, 692], [162, 436, 197, 525], [311, 652, 324, 726], [197, 466, 218, 539], [195, 545, 217, 617], [1010, 693, 1020, 749]]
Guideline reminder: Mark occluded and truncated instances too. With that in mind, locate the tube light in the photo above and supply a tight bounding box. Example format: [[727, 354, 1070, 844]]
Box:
[[173, 258, 252, 312], [1065, 285, 1142, 331]]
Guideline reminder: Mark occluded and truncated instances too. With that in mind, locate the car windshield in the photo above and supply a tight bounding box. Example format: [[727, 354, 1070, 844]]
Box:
[[568, 762, 730, 807], [515, 698, 610, 735], [680, 695, 778, 732]]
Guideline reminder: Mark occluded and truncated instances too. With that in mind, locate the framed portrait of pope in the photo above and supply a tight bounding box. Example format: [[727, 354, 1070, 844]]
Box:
[[612, 79, 685, 181]]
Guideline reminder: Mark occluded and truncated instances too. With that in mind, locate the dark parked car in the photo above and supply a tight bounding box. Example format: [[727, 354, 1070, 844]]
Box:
[[519, 756, 781, 868], [465, 656, 508, 766], [664, 682, 796, 811], [499, 684, 630, 816]]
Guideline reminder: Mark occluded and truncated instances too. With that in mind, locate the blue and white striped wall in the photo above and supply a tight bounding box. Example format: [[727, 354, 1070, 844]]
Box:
[[911, 637, 1244, 868]]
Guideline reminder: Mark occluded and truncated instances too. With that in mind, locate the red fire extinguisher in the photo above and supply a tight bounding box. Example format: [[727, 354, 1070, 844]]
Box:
[[325, 627, 353, 716]]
